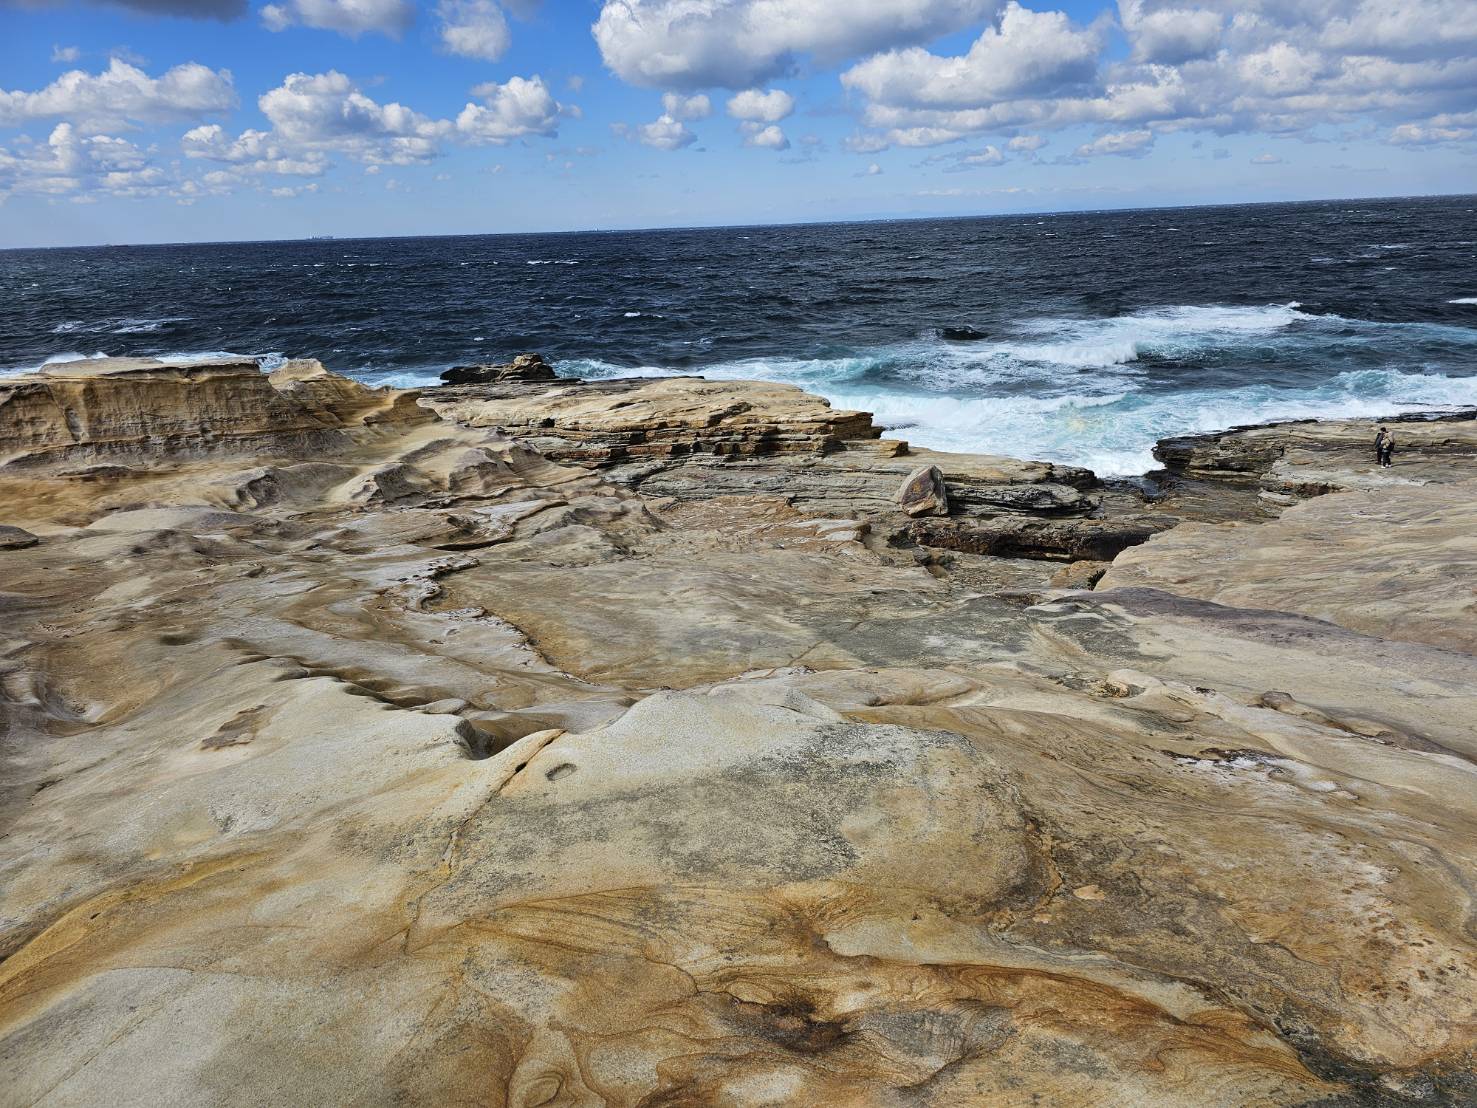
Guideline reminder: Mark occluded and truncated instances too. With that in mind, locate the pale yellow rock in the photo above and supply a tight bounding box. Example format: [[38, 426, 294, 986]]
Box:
[[1100, 477, 1477, 653], [421, 374, 880, 462], [0, 363, 1474, 1106]]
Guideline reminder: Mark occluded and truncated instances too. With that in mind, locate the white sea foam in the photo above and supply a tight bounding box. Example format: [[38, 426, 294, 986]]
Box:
[[1450, 297, 1477, 305], [43, 351, 109, 365], [115, 317, 190, 334], [560, 302, 1476, 476], [962, 302, 1314, 370], [0, 351, 106, 378], [4, 349, 290, 376], [153, 351, 287, 371], [990, 338, 1143, 368], [52, 316, 190, 335], [374, 371, 444, 389], [821, 369, 1477, 476]]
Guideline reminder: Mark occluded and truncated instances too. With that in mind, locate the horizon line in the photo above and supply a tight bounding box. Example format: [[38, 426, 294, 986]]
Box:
[[4, 189, 1475, 253]]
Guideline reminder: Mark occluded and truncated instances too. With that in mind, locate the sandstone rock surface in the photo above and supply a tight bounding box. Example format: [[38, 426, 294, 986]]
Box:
[[1, 360, 1474, 1106], [1155, 409, 1477, 510], [1101, 476, 1477, 654], [0, 355, 426, 468], [1048, 558, 1110, 589], [422, 374, 886, 463]]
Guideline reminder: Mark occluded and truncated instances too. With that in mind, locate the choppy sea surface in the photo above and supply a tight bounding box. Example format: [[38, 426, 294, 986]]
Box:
[[4, 194, 1475, 475]]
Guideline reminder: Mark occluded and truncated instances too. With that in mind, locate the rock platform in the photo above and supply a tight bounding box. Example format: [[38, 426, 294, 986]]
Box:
[[1, 357, 1474, 1105]]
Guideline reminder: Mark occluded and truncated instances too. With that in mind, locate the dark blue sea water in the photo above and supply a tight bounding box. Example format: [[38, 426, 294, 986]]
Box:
[[4, 195, 1475, 474]]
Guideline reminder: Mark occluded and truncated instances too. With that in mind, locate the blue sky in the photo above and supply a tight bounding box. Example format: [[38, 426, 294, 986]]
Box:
[[2, 0, 1475, 246]]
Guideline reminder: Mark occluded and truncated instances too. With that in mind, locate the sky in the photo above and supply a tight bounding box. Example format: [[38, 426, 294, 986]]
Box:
[[1, 0, 1475, 246]]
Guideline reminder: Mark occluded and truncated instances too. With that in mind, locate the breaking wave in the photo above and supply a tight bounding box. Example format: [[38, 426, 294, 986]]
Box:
[[563, 303, 1477, 475], [51, 316, 191, 335], [6, 198, 1476, 474]]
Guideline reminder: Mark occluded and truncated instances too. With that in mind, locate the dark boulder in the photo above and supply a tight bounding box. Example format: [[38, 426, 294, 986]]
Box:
[[951, 482, 1093, 515], [908, 515, 1168, 562], [0, 525, 39, 550], [939, 327, 989, 342], [441, 352, 558, 387], [897, 464, 949, 517]]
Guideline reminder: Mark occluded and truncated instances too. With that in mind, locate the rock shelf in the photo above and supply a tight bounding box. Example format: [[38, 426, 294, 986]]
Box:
[[1, 357, 1474, 1105]]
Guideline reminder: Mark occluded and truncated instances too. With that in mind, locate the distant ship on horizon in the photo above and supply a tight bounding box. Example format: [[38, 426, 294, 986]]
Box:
[[308, 235, 335, 241]]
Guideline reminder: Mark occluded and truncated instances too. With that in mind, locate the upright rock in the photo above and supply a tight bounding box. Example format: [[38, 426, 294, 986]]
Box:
[[897, 463, 949, 516]]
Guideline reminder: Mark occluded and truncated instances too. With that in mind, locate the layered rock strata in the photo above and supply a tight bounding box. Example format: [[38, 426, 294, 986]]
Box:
[[0, 356, 426, 467], [422, 374, 883, 463], [1, 358, 1474, 1106], [1155, 409, 1477, 510]]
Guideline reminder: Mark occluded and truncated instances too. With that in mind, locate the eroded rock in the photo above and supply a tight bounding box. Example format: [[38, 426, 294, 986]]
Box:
[[0, 360, 1474, 1105], [1154, 408, 1477, 508], [909, 514, 1168, 561], [0, 356, 421, 468], [897, 463, 948, 516], [422, 375, 881, 464], [1049, 558, 1110, 589], [440, 352, 559, 386], [0, 525, 39, 549]]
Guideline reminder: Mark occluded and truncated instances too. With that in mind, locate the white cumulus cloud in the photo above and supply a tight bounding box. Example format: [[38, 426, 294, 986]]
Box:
[[0, 122, 168, 201], [960, 143, 1004, 164], [437, 0, 511, 60], [740, 121, 789, 149], [1388, 122, 1473, 144], [261, 0, 415, 37], [258, 70, 452, 164], [662, 92, 712, 120], [181, 123, 329, 176], [633, 116, 697, 149], [1076, 128, 1154, 156], [457, 75, 567, 143], [842, 3, 1102, 109], [615, 91, 710, 149], [0, 59, 236, 130], [593, 0, 999, 90], [1118, 0, 1221, 64], [186, 69, 567, 188], [726, 87, 794, 122], [837, 0, 1477, 152]]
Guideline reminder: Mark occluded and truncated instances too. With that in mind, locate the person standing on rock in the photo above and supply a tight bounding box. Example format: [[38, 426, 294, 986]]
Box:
[[1375, 425, 1395, 468]]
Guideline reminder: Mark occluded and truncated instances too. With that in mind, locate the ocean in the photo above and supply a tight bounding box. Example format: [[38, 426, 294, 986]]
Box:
[[4, 194, 1475, 475]]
